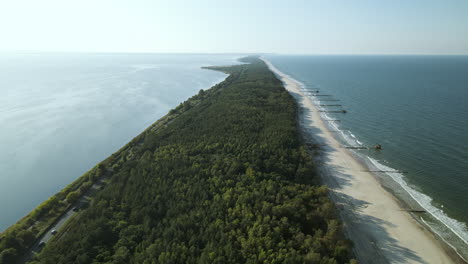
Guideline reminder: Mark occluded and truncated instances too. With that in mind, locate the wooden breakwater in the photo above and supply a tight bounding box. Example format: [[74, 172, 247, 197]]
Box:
[[363, 170, 408, 174], [319, 110, 347, 113]]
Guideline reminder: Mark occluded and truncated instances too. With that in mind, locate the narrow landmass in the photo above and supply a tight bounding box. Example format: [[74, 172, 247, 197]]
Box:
[[0, 57, 356, 264]]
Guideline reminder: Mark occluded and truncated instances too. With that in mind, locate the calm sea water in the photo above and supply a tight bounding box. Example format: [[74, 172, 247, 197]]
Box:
[[0, 53, 240, 231], [267, 55, 468, 258]]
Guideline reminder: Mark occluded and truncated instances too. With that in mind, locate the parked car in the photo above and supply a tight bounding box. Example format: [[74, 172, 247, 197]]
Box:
[[39, 241, 46, 247], [51, 229, 57, 235]]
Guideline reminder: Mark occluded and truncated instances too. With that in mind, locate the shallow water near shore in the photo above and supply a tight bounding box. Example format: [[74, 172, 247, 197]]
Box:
[[0, 53, 240, 231], [266, 54, 468, 259]]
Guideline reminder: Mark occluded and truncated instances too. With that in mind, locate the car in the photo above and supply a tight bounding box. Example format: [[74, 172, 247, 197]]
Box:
[[38, 241, 46, 247], [72, 207, 79, 212], [51, 229, 57, 235]]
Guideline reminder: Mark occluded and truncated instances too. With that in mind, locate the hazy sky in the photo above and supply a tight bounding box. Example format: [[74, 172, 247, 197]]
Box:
[[1, 0, 467, 54]]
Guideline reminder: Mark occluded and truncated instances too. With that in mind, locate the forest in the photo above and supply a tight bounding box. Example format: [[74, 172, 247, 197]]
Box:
[[1, 57, 355, 264]]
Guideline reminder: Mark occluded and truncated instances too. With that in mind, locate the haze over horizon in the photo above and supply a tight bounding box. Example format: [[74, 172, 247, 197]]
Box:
[[1, 0, 467, 55]]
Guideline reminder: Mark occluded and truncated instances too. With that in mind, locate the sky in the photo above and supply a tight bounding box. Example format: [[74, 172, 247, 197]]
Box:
[[0, 0, 467, 54]]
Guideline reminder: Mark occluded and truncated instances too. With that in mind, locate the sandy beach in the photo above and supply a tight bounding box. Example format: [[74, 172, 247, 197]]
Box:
[[263, 58, 455, 264]]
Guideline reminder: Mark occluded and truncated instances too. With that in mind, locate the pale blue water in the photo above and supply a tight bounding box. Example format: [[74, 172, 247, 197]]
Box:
[[267, 55, 468, 259], [0, 53, 240, 231]]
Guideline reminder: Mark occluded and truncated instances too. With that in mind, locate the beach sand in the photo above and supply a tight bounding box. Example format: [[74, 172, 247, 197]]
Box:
[[263, 58, 455, 264]]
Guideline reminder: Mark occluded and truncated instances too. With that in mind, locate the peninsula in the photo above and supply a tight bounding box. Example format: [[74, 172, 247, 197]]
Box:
[[1, 57, 355, 264], [1, 56, 459, 264]]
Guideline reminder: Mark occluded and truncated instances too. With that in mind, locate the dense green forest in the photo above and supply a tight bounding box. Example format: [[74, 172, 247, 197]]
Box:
[[3, 57, 355, 264]]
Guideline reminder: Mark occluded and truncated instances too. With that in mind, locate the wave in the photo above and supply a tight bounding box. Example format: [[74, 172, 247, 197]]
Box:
[[297, 78, 362, 148], [420, 218, 468, 263], [292, 71, 468, 258], [367, 157, 468, 246]]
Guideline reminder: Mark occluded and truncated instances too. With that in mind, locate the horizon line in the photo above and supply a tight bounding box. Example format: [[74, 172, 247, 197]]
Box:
[[1, 50, 467, 56]]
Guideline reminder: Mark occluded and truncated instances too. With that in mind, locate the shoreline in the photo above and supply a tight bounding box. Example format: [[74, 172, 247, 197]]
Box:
[[262, 58, 458, 264]]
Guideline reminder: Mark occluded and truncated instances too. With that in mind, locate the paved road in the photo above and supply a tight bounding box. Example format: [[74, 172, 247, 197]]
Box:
[[30, 209, 77, 252], [23, 177, 107, 263]]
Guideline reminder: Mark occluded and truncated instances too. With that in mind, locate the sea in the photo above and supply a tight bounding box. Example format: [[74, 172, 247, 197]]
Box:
[[266, 55, 468, 260], [0, 53, 240, 231]]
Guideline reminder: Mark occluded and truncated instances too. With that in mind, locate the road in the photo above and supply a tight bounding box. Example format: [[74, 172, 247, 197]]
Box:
[[30, 209, 77, 252], [23, 176, 107, 263]]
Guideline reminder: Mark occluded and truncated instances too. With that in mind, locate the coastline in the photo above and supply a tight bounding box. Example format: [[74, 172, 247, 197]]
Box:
[[262, 58, 457, 264]]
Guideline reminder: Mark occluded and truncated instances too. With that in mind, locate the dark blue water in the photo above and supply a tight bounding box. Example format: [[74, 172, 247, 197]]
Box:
[[0, 53, 240, 231], [267, 55, 468, 257]]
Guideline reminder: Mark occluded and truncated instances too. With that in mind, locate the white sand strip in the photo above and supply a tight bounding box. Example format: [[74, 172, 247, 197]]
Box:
[[263, 58, 454, 264]]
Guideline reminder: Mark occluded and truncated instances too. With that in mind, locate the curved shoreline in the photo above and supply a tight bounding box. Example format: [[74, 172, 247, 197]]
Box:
[[262, 57, 457, 264]]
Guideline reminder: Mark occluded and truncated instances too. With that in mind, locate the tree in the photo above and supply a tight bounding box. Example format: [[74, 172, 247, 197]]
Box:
[[0, 248, 18, 264], [66, 191, 80, 204]]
